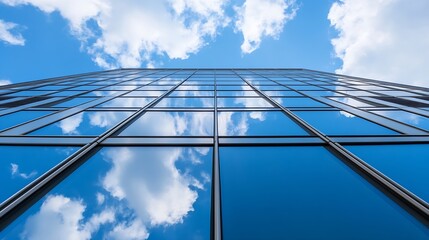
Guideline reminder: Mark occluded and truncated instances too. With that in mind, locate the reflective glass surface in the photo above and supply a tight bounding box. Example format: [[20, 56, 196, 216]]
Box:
[[294, 111, 398, 135], [262, 90, 302, 97], [51, 98, 96, 107], [28, 111, 133, 136], [0, 111, 53, 131], [372, 110, 429, 131], [3, 69, 429, 239], [216, 85, 251, 91], [220, 146, 429, 239], [346, 144, 429, 203], [0, 146, 78, 203], [123, 91, 164, 97], [169, 91, 214, 97], [216, 91, 258, 97], [155, 97, 214, 108], [50, 90, 84, 97], [218, 111, 308, 136], [119, 111, 213, 136], [7, 90, 53, 97], [97, 97, 155, 108], [1, 147, 212, 240], [82, 91, 126, 97], [302, 90, 337, 97], [176, 85, 213, 91], [273, 97, 328, 108], [331, 97, 379, 107], [217, 97, 273, 108]]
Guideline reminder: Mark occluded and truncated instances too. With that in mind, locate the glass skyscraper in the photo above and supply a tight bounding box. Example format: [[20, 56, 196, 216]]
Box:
[[0, 68, 428, 239]]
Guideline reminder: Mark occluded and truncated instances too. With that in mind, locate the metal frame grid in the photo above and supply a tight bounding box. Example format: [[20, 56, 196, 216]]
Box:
[[1, 68, 429, 238]]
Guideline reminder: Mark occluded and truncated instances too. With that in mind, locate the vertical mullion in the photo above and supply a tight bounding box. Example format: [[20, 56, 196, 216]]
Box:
[[212, 69, 222, 240]]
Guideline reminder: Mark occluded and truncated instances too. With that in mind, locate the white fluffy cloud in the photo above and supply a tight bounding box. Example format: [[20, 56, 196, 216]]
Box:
[[234, 0, 297, 53], [58, 112, 83, 134], [101, 147, 208, 238], [108, 219, 149, 240], [118, 111, 212, 136], [22, 195, 114, 240], [0, 0, 299, 67], [0, 79, 12, 85], [0, 19, 25, 45], [0, 0, 229, 68], [102, 147, 199, 226], [329, 0, 429, 87]]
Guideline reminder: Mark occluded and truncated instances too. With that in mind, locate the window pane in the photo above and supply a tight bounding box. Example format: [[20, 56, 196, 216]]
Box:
[[217, 97, 273, 108], [82, 90, 126, 97], [50, 98, 97, 108], [331, 97, 380, 107], [346, 144, 429, 203], [97, 97, 155, 108], [216, 91, 259, 97], [218, 111, 308, 136], [1, 147, 212, 239], [273, 97, 328, 108], [176, 85, 214, 91], [302, 90, 337, 97], [262, 91, 302, 97], [256, 85, 288, 91], [119, 111, 213, 136], [216, 85, 252, 91], [139, 85, 173, 90], [50, 91, 84, 97], [294, 111, 398, 135], [372, 110, 429, 131], [123, 90, 165, 97], [28, 111, 133, 136], [0, 146, 78, 203], [7, 90, 53, 97], [220, 146, 429, 239], [0, 111, 53, 131], [169, 91, 214, 97], [155, 97, 214, 108]]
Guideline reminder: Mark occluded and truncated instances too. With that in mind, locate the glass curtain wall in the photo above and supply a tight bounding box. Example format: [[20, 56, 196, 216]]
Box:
[[0, 69, 429, 239]]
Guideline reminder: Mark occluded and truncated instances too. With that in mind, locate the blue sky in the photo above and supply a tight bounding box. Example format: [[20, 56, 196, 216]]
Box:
[[1, 0, 429, 87]]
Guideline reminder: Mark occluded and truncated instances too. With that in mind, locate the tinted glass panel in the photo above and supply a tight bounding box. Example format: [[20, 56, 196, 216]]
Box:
[[7, 91, 53, 97], [262, 90, 302, 97], [51, 98, 96, 107], [220, 146, 429, 239], [218, 111, 308, 136], [372, 110, 429, 131], [50, 91, 84, 97], [1, 147, 212, 240], [216, 91, 258, 97], [346, 144, 429, 203], [0, 97, 50, 108], [119, 111, 213, 136], [331, 97, 380, 107], [169, 91, 214, 97], [28, 111, 133, 136], [97, 97, 155, 108], [155, 97, 214, 108], [217, 97, 273, 108], [0, 146, 78, 203], [273, 97, 328, 108], [374, 97, 429, 107], [123, 90, 164, 97], [294, 111, 398, 135], [0, 111, 52, 131]]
